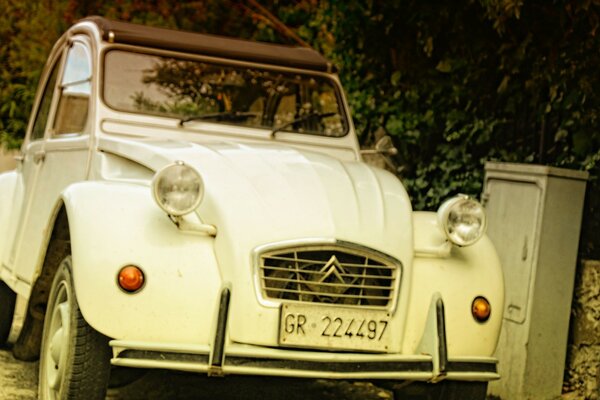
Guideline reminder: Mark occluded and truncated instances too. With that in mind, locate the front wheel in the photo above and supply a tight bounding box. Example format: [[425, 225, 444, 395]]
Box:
[[39, 256, 111, 400], [0, 280, 17, 346]]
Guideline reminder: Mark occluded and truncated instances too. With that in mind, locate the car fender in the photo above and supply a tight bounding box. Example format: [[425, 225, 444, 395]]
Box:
[[403, 211, 504, 357], [62, 181, 222, 345], [0, 171, 19, 269]]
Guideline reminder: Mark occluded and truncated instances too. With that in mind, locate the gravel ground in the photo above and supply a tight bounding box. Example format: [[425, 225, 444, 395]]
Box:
[[0, 297, 38, 399], [0, 296, 392, 400], [0, 347, 38, 399]]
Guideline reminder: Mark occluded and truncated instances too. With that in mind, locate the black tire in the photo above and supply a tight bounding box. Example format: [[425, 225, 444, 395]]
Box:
[[393, 381, 488, 400], [0, 280, 17, 347], [38, 256, 111, 400]]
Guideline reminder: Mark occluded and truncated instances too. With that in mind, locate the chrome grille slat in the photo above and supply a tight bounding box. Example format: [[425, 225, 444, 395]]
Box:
[[263, 276, 394, 290], [263, 287, 393, 300], [260, 266, 395, 280], [264, 255, 395, 269], [259, 245, 399, 308]]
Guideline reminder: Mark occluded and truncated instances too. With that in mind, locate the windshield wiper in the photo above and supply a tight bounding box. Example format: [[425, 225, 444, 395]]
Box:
[[179, 111, 259, 126], [270, 112, 337, 138]]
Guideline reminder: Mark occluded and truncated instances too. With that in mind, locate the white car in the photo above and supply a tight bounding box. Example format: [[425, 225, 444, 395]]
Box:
[[0, 17, 504, 400]]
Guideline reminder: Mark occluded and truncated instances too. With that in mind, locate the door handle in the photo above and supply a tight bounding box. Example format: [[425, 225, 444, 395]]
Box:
[[33, 150, 46, 164]]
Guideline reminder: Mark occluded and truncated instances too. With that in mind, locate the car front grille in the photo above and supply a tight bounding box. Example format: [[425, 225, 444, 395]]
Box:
[[258, 244, 400, 308]]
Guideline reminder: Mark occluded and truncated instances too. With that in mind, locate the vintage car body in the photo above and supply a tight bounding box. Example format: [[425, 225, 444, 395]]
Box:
[[0, 17, 504, 399]]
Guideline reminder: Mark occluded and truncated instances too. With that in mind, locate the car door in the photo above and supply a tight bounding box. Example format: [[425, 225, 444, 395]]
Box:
[[10, 36, 93, 284], [1, 50, 63, 290]]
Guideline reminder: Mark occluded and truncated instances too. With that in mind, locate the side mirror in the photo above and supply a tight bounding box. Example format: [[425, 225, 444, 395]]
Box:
[[374, 135, 398, 155], [360, 135, 400, 172], [360, 135, 398, 156]]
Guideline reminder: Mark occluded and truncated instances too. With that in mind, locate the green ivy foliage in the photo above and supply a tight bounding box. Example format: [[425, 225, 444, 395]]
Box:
[[273, 0, 600, 258], [0, 0, 598, 257], [0, 0, 67, 148]]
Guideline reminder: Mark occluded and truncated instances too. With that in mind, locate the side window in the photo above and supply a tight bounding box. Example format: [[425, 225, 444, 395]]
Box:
[[30, 62, 60, 141], [53, 41, 91, 136]]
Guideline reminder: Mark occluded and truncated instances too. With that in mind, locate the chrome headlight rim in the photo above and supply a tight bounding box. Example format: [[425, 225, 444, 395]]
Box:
[[437, 194, 487, 247], [152, 161, 204, 217]]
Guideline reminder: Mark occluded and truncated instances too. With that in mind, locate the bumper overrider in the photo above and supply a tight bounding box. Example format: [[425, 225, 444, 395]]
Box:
[[109, 289, 499, 381]]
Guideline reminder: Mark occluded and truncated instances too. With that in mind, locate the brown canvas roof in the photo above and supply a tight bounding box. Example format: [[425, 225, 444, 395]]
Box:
[[82, 16, 335, 73]]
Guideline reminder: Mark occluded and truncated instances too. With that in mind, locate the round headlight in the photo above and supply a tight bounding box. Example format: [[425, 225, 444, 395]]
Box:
[[437, 195, 487, 246], [152, 161, 204, 216]]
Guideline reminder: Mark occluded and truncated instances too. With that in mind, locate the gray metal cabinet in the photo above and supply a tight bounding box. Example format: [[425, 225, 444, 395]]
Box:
[[483, 162, 588, 400]]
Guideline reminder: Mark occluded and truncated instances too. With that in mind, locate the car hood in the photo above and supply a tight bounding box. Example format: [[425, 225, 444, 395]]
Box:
[[99, 136, 413, 259]]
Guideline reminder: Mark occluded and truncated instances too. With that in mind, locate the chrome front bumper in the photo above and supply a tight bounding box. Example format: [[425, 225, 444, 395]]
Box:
[[110, 341, 498, 380], [109, 289, 499, 381]]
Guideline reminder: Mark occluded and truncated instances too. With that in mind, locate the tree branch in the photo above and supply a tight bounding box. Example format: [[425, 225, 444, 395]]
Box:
[[246, 0, 311, 48]]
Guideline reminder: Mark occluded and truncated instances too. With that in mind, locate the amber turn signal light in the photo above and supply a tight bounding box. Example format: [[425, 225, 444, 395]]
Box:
[[118, 265, 145, 293], [472, 296, 491, 323]]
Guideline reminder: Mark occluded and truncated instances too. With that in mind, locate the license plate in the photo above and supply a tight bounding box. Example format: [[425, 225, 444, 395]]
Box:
[[279, 303, 391, 352]]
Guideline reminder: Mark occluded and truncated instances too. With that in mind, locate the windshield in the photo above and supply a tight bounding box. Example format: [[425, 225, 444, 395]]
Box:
[[103, 50, 347, 136]]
